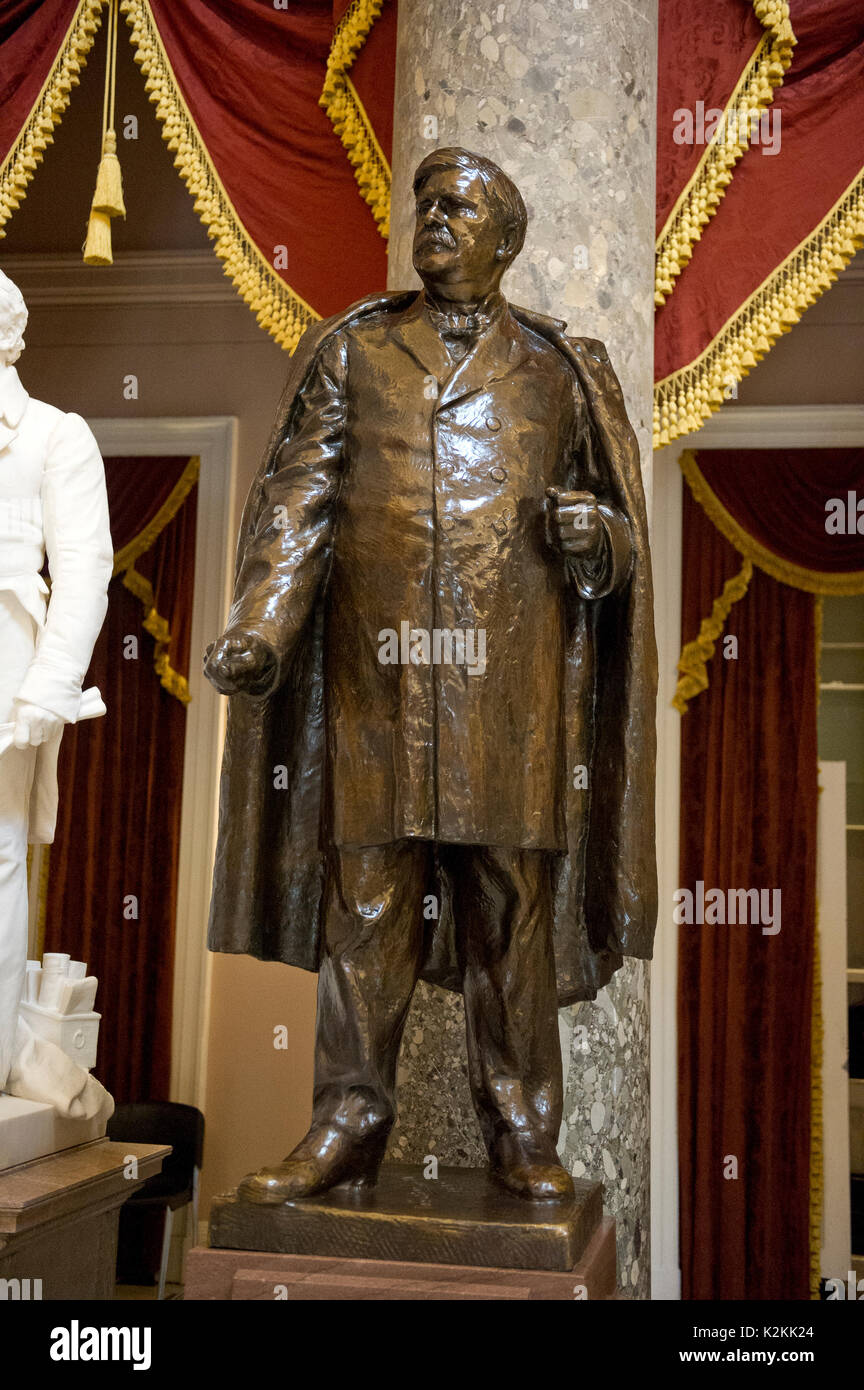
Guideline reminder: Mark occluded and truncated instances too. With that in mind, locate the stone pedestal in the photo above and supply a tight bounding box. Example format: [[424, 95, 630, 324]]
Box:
[[0, 1139, 169, 1299], [386, 0, 658, 1297], [185, 1228, 616, 1300], [210, 1163, 602, 1272], [0, 1094, 107, 1171], [201, 1162, 616, 1300]]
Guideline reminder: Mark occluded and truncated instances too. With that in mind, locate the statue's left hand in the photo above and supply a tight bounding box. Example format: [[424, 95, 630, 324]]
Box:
[[12, 702, 64, 749], [546, 488, 605, 559]]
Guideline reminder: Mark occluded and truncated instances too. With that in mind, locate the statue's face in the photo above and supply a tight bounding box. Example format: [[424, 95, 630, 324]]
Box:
[[412, 166, 507, 290]]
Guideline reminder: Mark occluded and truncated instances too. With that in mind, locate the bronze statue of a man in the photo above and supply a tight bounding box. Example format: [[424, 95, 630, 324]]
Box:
[[205, 147, 657, 1203]]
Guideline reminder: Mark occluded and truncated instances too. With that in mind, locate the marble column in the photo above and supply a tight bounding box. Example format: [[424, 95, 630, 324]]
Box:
[[386, 0, 658, 1298]]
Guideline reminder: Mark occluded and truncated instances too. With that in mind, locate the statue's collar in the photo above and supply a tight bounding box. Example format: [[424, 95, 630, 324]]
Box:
[[0, 365, 28, 428], [393, 290, 530, 409], [420, 289, 507, 339]]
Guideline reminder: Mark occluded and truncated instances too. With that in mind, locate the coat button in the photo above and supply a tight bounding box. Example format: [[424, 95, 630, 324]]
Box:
[[489, 466, 507, 483], [440, 516, 455, 531], [485, 415, 501, 432]]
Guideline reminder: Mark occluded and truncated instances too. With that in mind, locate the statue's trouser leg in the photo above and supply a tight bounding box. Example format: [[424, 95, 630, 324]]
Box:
[[312, 840, 431, 1137], [0, 595, 38, 1092], [444, 846, 563, 1164]]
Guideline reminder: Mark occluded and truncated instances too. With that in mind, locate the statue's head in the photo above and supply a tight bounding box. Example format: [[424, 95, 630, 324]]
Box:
[[412, 147, 527, 297], [0, 270, 27, 366]]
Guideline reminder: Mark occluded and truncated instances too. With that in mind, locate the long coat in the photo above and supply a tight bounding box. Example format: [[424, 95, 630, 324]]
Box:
[[208, 291, 657, 1005]]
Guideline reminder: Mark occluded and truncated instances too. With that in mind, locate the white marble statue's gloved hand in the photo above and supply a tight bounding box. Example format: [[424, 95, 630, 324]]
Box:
[[12, 701, 64, 749]]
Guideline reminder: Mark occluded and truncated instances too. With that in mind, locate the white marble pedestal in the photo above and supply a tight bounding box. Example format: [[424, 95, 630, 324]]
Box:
[[0, 1094, 107, 1171]]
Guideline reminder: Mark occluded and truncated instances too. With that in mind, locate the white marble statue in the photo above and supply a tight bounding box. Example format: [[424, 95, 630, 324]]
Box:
[[0, 268, 113, 1101]]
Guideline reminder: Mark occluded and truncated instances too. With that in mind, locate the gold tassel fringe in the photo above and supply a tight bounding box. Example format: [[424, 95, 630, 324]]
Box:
[[0, 1, 105, 238], [83, 207, 113, 264], [114, 456, 200, 704], [319, 0, 391, 239], [655, 1, 796, 307], [120, 0, 319, 353], [122, 567, 191, 704], [655, 172, 864, 448], [672, 555, 753, 713]]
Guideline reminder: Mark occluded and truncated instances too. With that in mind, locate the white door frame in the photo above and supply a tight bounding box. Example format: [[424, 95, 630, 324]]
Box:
[[818, 760, 851, 1280], [651, 440, 683, 1299], [650, 403, 864, 1300], [88, 416, 237, 1113]]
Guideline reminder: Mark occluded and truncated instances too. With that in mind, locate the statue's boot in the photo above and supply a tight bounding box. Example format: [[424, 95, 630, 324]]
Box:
[[489, 1133, 575, 1202], [238, 1121, 389, 1204]]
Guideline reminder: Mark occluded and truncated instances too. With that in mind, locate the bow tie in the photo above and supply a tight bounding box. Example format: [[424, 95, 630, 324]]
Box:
[[426, 306, 493, 339]]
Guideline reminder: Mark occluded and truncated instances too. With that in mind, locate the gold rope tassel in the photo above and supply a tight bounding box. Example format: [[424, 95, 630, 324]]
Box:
[[92, 127, 125, 216], [122, 567, 192, 704], [83, 0, 124, 265], [82, 207, 113, 264]]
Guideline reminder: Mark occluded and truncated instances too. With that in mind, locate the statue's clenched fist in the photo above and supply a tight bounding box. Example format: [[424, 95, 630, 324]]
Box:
[[12, 702, 63, 749], [204, 631, 277, 696], [546, 488, 605, 560]]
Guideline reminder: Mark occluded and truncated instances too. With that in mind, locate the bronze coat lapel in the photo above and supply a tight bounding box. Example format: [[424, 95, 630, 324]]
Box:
[[390, 294, 533, 409]]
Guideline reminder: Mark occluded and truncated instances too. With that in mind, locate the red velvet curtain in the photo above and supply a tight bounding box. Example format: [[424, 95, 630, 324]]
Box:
[[43, 456, 197, 1103], [678, 480, 818, 1301], [678, 447, 864, 1300]]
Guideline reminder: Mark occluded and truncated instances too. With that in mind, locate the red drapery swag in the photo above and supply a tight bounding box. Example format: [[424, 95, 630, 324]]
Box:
[[656, 1, 793, 302], [43, 456, 197, 1103], [677, 448, 864, 1300], [0, 1, 105, 232], [117, 0, 392, 348], [0, 0, 394, 348], [2, 1, 861, 436], [655, 1, 864, 447]]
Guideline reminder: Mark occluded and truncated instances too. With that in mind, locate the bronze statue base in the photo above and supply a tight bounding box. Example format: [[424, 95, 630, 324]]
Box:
[[209, 1162, 604, 1273], [187, 1219, 617, 1299]]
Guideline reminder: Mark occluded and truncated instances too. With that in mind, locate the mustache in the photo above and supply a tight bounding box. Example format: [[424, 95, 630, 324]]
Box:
[[416, 228, 456, 250]]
